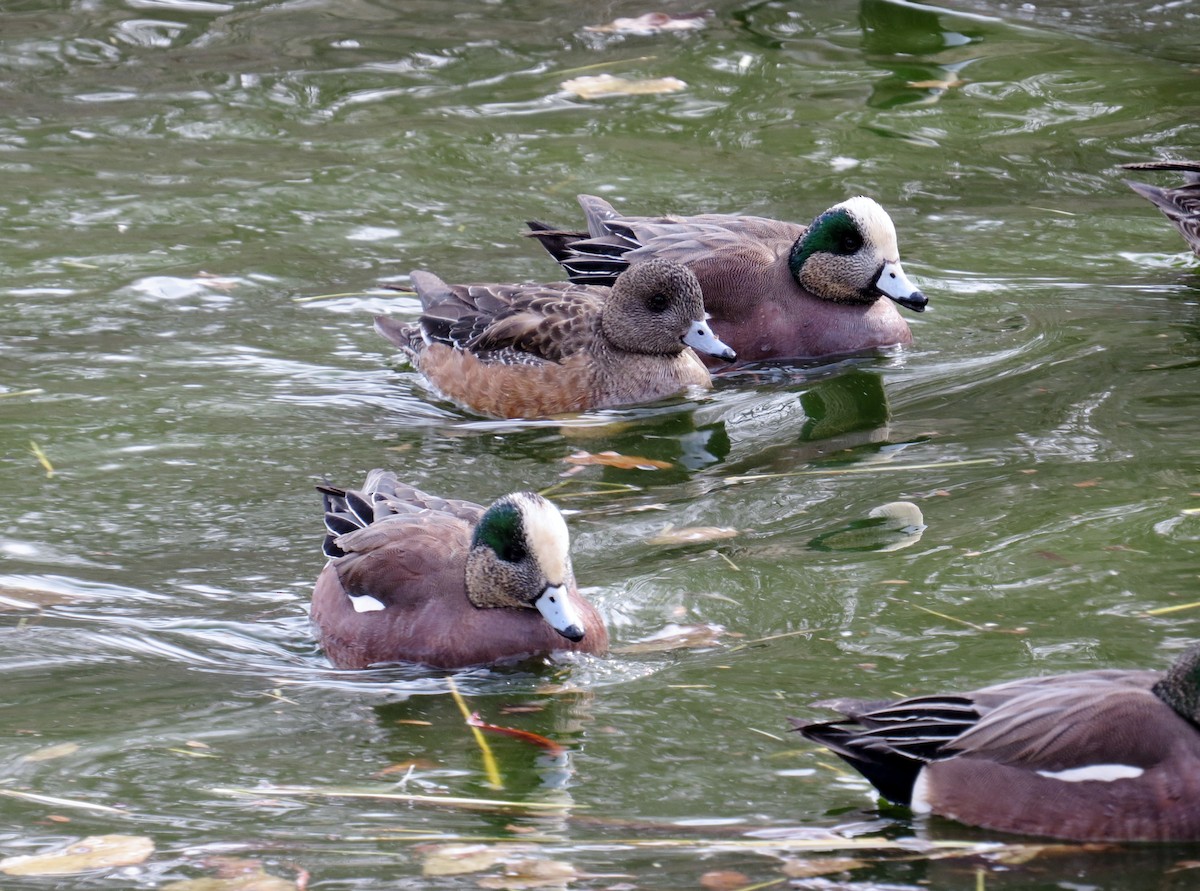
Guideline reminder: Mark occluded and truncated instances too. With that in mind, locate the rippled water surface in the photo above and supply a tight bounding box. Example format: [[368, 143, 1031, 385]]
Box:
[[2, 0, 1200, 887]]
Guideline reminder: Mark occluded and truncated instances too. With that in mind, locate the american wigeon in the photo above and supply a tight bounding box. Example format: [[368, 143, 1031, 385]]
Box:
[[374, 258, 735, 419], [791, 643, 1200, 841], [311, 470, 608, 670], [526, 195, 927, 364], [1123, 160, 1200, 257]]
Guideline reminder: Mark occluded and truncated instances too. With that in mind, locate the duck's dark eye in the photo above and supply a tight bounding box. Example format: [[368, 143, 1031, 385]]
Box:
[[647, 291, 670, 312], [499, 539, 527, 564], [838, 229, 863, 254]]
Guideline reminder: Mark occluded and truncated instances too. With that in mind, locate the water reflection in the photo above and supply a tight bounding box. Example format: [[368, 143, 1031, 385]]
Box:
[[715, 366, 894, 477], [860, 0, 985, 109], [372, 690, 594, 803], [808, 500, 926, 552]]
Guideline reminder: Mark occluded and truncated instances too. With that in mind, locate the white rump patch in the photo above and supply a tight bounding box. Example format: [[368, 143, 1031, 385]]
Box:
[[910, 768, 933, 814], [1036, 764, 1145, 783], [348, 593, 386, 613]]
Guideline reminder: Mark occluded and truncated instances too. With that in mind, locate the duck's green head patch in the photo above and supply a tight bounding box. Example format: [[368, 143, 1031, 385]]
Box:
[[790, 207, 864, 273], [473, 500, 528, 564]]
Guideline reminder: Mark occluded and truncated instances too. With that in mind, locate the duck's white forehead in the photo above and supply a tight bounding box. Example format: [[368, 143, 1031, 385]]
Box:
[[836, 196, 898, 249], [513, 493, 571, 579]]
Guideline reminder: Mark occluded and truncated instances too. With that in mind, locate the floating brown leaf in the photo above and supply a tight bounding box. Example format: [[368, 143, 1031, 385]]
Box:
[[564, 450, 672, 471], [585, 11, 712, 34], [561, 75, 686, 100], [467, 714, 565, 756], [699, 869, 751, 891], [0, 835, 154, 876]]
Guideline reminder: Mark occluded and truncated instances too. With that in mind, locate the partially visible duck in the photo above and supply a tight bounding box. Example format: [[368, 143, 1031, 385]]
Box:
[[791, 643, 1200, 841], [374, 257, 735, 419], [311, 470, 608, 670], [1123, 160, 1200, 257], [527, 194, 927, 364]]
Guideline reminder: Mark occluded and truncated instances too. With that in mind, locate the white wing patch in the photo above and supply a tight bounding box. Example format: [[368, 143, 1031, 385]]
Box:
[[349, 593, 387, 613], [1036, 764, 1145, 783]]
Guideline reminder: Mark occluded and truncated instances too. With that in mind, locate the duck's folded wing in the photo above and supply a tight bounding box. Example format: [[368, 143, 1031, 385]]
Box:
[[462, 287, 596, 364], [563, 217, 797, 289], [947, 683, 1173, 770]]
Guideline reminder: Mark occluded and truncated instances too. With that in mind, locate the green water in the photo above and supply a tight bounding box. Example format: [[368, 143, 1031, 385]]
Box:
[[2, 0, 1199, 887]]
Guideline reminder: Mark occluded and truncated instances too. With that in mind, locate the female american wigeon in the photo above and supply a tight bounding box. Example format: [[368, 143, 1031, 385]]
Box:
[[791, 643, 1200, 841], [526, 194, 927, 364], [311, 470, 608, 670], [1123, 160, 1200, 257], [373, 258, 735, 419]]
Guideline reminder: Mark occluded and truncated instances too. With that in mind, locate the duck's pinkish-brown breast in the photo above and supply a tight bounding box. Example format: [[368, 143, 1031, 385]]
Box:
[[699, 259, 911, 362], [312, 561, 607, 669]]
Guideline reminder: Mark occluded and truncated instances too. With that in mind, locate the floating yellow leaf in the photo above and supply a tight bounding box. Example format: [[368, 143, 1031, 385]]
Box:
[[564, 450, 672, 471], [0, 835, 154, 876], [561, 74, 686, 99], [22, 742, 80, 762], [585, 11, 712, 34], [29, 441, 54, 477], [649, 524, 738, 545], [1146, 601, 1200, 616]]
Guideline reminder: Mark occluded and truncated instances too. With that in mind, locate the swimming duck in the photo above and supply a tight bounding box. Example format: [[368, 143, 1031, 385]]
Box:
[[311, 470, 608, 669], [1123, 160, 1200, 257], [374, 257, 735, 418], [791, 643, 1200, 841], [526, 195, 927, 364]]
